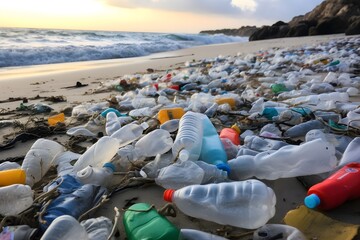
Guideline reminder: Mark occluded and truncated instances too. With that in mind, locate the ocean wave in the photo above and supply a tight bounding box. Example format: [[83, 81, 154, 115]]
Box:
[[0, 28, 248, 67]]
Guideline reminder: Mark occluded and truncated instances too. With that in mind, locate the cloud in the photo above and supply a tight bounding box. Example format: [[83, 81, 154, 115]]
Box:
[[104, 0, 324, 21]]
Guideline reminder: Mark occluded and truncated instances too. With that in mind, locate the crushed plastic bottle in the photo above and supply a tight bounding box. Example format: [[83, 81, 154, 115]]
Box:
[[0, 184, 34, 216]]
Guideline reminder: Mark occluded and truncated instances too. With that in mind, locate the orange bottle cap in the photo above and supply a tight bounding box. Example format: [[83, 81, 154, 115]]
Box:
[[231, 124, 241, 134], [163, 189, 175, 202]]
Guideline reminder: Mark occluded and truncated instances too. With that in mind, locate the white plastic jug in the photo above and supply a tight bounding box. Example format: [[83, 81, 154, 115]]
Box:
[[0, 184, 34, 216]]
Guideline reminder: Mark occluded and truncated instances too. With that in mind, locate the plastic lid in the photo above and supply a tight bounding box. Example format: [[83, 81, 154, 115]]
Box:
[[103, 162, 116, 172], [216, 163, 231, 174], [304, 194, 321, 209], [163, 189, 175, 202], [77, 166, 93, 179], [231, 124, 241, 134]]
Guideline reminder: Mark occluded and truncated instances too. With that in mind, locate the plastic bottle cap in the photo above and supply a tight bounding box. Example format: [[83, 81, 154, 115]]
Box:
[[140, 122, 149, 130], [163, 189, 175, 202], [216, 163, 231, 174], [103, 162, 116, 172], [179, 149, 190, 162], [231, 124, 241, 134], [304, 194, 321, 209], [77, 166, 93, 179]]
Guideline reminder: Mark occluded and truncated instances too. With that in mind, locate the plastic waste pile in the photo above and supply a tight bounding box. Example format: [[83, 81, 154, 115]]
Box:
[[0, 36, 359, 239]]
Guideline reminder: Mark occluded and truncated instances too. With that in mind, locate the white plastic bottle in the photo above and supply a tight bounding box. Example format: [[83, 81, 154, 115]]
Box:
[[253, 224, 306, 240], [163, 180, 276, 229], [133, 129, 173, 157], [76, 163, 115, 187], [72, 136, 119, 172], [105, 111, 122, 136], [228, 138, 337, 181], [180, 229, 229, 240], [111, 122, 149, 148], [172, 111, 203, 162], [0, 184, 34, 216], [21, 138, 65, 187], [41, 215, 89, 240]]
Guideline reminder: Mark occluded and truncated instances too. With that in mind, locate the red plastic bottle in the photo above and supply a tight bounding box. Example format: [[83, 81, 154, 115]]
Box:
[[304, 162, 360, 210], [219, 125, 241, 145]]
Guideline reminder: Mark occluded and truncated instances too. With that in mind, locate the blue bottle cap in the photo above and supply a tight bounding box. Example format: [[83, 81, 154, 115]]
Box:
[[100, 108, 123, 118], [103, 162, 116, 172], [216, 163, 231, 174], [304, 193, 321, 209]]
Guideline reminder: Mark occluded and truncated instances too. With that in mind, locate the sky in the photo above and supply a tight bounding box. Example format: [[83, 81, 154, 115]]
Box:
[[0, 0, 324, 33]]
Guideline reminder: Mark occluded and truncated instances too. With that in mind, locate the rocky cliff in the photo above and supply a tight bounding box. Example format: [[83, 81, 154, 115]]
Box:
[[200, 26, 259, 37], [249, 0, 360, 41]]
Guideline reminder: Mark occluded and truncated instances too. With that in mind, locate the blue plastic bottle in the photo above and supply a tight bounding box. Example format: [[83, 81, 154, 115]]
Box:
[[199, 115, 230, 173], [39, 174, 108, 232]]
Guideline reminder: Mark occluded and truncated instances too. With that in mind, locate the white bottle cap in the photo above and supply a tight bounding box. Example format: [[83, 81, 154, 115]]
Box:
[[76, 166, 93, 180], [179, 149, 190, 162]]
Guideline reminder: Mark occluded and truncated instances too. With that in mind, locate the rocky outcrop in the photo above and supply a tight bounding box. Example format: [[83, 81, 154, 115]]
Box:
[[250, 0, 360, 41], [200, 26, 259, 37]]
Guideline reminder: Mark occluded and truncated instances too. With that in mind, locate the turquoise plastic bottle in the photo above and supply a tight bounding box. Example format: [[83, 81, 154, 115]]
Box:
[[123, 203, 181, 240], [199, 115, 230, 173]]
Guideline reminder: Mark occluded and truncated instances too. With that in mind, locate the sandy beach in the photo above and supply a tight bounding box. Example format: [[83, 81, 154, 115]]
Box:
[[1, 34, 360, 239]]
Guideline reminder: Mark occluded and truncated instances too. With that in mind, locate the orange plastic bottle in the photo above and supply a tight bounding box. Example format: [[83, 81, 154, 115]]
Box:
[[157, 108, 185, 124], [0, 169, 26, 186], [48, 113, 65, 126], [219, 125, 241, 145], [305, 162, 360, 210]]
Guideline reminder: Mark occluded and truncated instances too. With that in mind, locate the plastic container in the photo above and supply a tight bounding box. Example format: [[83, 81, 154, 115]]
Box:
[[304, 162, 360, 210], [0, 161, 21, 171], [133, 129, 173, 157], [0, 225, 37, 240], [229, 138, 337, 180], [21, 138, 65, 187], [72, 136, 119, 172], [157, 107, 185, 124], [81, 216, 113, 240], [105, 111, 122, 136], [219, 124, 241, 145], [253, 224, 306, 240], [215, 97, 236, 109], [47, 113, 65, 126], [163, 180, 276, 229], [180, 229, 229, 240], [338, 137, 360, 167], [199, 115, 230, 173], [111, 122, 149, 148], [140, 152, 174, 178], [40, 174, 107, 231], [123, 203, 180, 240], [41, 215, 89, 240], [160, 119, 180, 133], [284, 120, 325, 138], [0, 169, 26, 186], [243, 135, 288, 152], [172, 111, 203, 162], [76, 163, 115, 187], [0, 184, 34, 216]]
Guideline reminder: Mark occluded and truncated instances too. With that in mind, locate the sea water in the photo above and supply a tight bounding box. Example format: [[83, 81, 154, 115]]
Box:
[[0, 27, 247, 67]]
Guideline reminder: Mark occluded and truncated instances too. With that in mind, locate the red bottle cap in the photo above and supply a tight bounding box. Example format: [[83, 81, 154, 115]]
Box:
[[163, 189, 175, 202], [153, 83, 159, 91], [169, 85, 180, 91]]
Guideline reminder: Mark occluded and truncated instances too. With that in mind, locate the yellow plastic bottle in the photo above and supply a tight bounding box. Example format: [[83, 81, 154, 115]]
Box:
[[157, 108, 185, 124], [48, 113, 65, 126], [0, 169, 26, 186], [215, 98, 236, 109]]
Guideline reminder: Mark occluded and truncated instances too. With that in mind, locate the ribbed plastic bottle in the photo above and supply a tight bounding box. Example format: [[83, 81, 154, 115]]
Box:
[[229, 138, 337, 180], [157, 107, 185, 124], [219, 124, 241, 145], [199, 115, 230, 173], [304, 162, 360, 210], [0, 184, 34, 216], [172, 111, 203, 162], [123, 203, 180, 240], [111, 122, 149, 148], [163, 180, 276, 229], [0, 169, 26, 186], [72, 136, 119, 172], [76, 162, 115, 187], [21, 138, 65, 187], [41, 215, 89, 240]]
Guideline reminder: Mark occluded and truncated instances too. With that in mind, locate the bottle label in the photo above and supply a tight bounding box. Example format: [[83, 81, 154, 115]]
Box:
[[330, 167, 359, 180]]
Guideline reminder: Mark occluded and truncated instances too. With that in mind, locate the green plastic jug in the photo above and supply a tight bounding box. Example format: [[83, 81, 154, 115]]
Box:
[[123, 203, 181, 240]]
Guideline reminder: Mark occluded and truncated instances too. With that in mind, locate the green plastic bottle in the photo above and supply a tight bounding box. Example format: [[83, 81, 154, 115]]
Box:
[[123, 203, 181, 240]]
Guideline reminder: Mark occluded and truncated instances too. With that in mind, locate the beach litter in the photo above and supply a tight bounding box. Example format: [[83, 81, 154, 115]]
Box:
[[0, 36, 360, 239]]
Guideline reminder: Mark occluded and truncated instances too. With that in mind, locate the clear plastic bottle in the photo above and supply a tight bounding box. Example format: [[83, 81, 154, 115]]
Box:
[[284, 120, 325, 138], [163, 180, 276, 229], [160, 119, 180, 133], [140, 152, 174, 178], [105, 111, 122, 136], [172, 111, 203, 162], [133, 129, 173, 157], [244, 135, 288, 152], [0, 184, 34, 216], [199, 115, 229, 172], [41, 215, 89, 240], [21, 138, 65, 187], [111, 122, 149, 148], [76, 163, 115, 187], [229, 138, 337, 180], [72, 136, 119, 172], [338, 137, 360, 167]]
